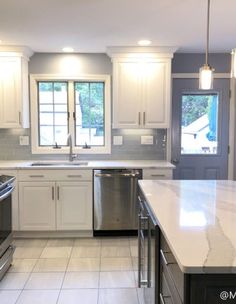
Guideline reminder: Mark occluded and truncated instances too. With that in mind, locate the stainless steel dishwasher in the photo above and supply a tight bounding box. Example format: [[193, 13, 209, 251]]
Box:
[[93, 169, 142, 235]]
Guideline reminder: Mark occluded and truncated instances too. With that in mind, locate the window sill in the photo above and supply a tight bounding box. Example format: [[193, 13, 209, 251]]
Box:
[[31, 146, 111, 155]]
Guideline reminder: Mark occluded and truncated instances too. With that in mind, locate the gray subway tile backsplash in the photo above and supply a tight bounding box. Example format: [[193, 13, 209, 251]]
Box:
[[0, 128, 166, 160]]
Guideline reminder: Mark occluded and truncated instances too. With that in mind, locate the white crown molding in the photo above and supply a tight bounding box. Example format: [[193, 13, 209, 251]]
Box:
[[106, 46, 178, 59], [0, 45, 34, 59]]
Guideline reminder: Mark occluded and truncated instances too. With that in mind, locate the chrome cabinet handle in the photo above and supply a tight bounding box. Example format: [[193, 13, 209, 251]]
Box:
[[52, 187, 54, 200], [138, 112, 141, 125], [160, 249, 176, 266], [143, 112, 146, 125], [151, 174, 166, 177], [67, 175, 82, 178], [29, 175, 45, 178], [160, 293, 171, 304]]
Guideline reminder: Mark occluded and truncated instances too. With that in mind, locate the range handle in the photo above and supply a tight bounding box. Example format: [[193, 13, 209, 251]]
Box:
[[0, 186, 14, 202]]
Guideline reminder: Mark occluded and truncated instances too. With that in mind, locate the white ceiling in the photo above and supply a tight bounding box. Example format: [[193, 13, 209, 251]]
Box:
[[0, 0, 236, 53]]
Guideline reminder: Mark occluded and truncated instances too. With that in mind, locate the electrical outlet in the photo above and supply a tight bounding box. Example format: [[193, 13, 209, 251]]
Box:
[[141, 136, 153, 145], [113, 136, 123, 145], [19, 136, 29, 146]]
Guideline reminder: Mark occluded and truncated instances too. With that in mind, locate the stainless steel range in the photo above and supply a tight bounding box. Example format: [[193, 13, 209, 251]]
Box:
[[0, 175, 15, 280]]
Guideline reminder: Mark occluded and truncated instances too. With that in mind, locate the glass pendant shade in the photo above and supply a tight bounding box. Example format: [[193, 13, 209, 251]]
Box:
[[199, 0, 214, 90], [199, 64, 214, 90], [231, 48, 236, 78]]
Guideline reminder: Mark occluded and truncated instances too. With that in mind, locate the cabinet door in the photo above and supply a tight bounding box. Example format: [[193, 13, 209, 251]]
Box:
[[56, 181, 92, 230], [0, 57, 21, 128], [112, 61, 142, 128], [143, 61, 171, 128], [19, 181, 56, 230]]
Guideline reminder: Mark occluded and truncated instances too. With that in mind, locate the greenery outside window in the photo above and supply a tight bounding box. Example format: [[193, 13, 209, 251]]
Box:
[[74, 82, 105, 147], [30, 74, 111, 154]]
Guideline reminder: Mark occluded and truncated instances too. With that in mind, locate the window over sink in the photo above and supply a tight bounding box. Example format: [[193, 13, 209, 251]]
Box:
[[30, 74, 111, 154]]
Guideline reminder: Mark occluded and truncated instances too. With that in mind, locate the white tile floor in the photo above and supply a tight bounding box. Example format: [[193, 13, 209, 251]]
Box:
[[0, 237, 141, 304]]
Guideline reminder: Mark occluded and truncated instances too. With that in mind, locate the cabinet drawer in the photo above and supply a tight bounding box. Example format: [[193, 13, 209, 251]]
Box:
[[143, 169, 172, 180], [160, 234, 184, 301], [160, 259, 183, 304], [18, 170, 92, 181]]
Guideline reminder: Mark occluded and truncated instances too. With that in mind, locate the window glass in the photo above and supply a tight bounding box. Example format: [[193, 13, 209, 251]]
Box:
[[181, 93, 218, 154], [74, 82, 105, 146], [38, 82, 68, 146]]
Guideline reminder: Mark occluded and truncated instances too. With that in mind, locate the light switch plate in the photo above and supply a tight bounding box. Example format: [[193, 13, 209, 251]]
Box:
[[19, 135, 29, 146], [141, 135, 153, 145], [113, 135, 123, 145]]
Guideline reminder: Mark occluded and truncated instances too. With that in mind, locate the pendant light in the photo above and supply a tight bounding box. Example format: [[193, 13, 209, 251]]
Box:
[[199, 0, 214, 90], [231, 48, 236, 78]]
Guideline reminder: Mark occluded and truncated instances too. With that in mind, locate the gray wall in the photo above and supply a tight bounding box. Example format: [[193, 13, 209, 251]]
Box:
[[0, 53, 166, 161], [172, 53, 231, 73]]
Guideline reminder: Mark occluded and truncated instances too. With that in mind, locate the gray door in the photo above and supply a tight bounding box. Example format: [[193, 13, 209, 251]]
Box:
[[172, 78, 230, 179]]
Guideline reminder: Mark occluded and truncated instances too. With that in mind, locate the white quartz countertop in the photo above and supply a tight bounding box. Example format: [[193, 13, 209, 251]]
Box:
[[0, 160, 175, 170], [139, 179, 236, 274]]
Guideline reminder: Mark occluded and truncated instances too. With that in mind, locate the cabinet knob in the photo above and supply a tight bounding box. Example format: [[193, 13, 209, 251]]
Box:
[[171, 158, 179, 165]]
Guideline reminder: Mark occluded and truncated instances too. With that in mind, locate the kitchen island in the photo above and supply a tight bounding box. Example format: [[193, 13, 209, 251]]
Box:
[[138, 180, 236, 304]]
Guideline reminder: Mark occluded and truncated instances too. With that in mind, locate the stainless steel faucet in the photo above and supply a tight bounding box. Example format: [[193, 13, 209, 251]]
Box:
[[67, 134, 77, 162]]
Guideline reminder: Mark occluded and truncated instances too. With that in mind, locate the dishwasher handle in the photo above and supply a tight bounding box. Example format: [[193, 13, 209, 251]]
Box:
[[94, 172, 141, 178]]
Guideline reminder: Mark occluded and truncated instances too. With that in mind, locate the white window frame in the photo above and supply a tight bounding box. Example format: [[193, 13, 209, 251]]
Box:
[[30, 74, 111, 154]]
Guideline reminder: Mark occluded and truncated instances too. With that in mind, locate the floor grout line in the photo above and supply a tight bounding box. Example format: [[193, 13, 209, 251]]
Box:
[[55, 241, 73, 304], [1, 237, 140, 304]]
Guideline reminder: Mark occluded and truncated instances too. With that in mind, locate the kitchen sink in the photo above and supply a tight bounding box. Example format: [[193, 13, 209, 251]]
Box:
[[30, 161, 89, 166]]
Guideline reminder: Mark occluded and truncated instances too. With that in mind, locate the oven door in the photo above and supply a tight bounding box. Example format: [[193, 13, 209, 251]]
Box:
[[0, 185, 14, 257]]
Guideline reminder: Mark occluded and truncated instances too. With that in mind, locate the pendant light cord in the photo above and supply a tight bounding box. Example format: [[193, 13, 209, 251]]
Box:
[[206, 0, 210, 65]]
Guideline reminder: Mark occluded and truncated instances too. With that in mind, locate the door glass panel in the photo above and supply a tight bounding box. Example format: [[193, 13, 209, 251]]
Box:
[[181, 93, 218, 155]]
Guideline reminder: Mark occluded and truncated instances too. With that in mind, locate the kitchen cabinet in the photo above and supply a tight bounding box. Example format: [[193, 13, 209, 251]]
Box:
[[18, 169, 92, 231], [139, 180, 236, 304], [56, 181, 92, 230], [142, 168, 173, 179], [0, 169, 19, 231], [0, 47, 32, 128], [160, 234, 183, 304], [19, 181, 56, 230], [107, 47, 175, 129]]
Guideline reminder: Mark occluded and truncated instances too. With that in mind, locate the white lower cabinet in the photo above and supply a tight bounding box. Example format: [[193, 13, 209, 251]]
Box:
[[18, 170, 93, 231], [56, 181, 92, 230], [19, 182, 56, 231]]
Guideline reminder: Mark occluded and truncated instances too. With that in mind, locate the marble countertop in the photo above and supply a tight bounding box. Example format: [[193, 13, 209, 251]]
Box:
[[0, 160, 175, 170], [139, 179, 236, 274]]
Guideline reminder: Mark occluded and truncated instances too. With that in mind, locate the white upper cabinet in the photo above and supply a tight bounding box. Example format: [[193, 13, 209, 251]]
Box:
[[0, 46, 33, 128], [107, 47, 176, 129]]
